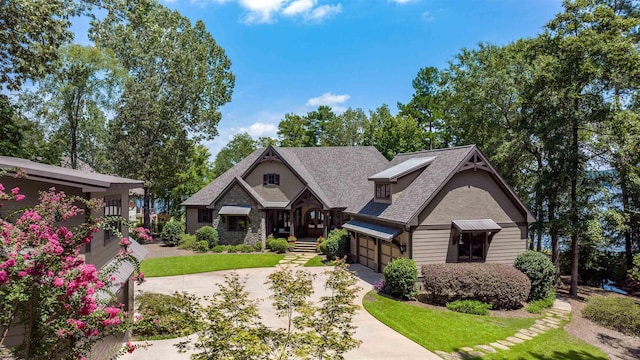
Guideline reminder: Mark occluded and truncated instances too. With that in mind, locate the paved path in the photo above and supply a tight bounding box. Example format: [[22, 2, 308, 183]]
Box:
[[123, 264, 441, 360], [434, 298, 573, 360], [277, 252, 316, 266]]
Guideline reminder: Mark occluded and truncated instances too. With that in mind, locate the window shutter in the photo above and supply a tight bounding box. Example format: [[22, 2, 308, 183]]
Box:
[[263, 174, 268, 185], [275, 174, 280, 185]]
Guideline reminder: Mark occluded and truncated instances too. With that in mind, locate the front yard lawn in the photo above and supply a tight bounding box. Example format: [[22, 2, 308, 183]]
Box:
[[363, 292, 607, 358], [363, 292, 534, 352], [141, 253, 285, 277]]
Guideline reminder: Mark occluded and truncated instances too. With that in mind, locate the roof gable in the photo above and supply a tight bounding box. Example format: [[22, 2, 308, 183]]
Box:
[[351, 146, 535, 225]]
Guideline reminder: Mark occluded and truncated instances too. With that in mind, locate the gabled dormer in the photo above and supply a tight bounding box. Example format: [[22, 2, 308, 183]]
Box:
[[368, 156, 436, 203]]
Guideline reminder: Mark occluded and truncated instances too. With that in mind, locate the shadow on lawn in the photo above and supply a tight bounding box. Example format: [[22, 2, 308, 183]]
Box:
[[488, 350, 608, 360]]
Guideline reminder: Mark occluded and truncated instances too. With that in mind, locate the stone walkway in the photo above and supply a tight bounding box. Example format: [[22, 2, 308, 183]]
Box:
[[435, 299, 572, 360], [276, 252, 317, 266]]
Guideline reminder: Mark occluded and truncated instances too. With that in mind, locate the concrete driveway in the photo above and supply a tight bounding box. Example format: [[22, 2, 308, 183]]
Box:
[[122, 264, 441, 360]]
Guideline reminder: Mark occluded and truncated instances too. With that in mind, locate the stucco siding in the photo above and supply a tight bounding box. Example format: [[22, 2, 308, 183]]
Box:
[[485, 226, 527, 263], [419, 169, 525, 226], [244, 161, 304, 202], [412, 229, 457, 267]]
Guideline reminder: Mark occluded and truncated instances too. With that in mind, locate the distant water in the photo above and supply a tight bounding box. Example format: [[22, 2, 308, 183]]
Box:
[[602, 280, 628, 295]]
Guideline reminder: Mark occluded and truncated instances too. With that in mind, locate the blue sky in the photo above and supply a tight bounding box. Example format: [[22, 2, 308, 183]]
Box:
[[83, 0, 564, 157]]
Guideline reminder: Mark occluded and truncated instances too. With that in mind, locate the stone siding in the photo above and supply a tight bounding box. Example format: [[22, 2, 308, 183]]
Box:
[[212, 184, 265, 246]]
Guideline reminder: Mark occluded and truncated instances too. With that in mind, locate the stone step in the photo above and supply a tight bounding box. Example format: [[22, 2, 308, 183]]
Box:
[[292, 242, 318, 253]]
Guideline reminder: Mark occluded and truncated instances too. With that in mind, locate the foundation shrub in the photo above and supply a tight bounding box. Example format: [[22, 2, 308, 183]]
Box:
[[514, 250, 556, 301], [383, 258, 418, 299], [226, 245, 239, 253], [211, 245, 227, 253], [161, 221, 184, 246], [582, 296, 640, 336], [237, 244, 255, 253], [270, 239, 289, 254], [446, 300, 491, 315], [178, 234, 197, 250], [195, 226, 218, 249], [265, 235, 275, 250], [422, 263, 530, 310], [318, 241, 327, 255], [194, 240, 209, 253], [325, 228, 349, 261], [253, 241, 263, 252]]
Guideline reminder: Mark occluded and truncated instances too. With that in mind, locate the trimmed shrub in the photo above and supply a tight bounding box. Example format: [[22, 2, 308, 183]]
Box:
[[211, 245, 227, 253], [160, 221, 184, 246], [226, 245, 239, 253], [133, 292, 199, 339], [526, 291, 556, 314], [318, 241, 327, 255], [253, 241, 263, 252], [265, 235, 276, 250], [422, 263, 530, 310], [237, 244, 254, 253], [514, 251, 556, 301], [194, 240, 209, 253], [446, 300, 491, 315], [270, 239, 289, 254], [195, 226, 218, 249], [383, 258, 418, 299], [178, 234, 196, 250], [582, 296, 640, 336], [325, 228, 349, 261]]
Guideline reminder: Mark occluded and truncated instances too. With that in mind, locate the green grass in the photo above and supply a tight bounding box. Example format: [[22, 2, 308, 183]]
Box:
[[304, 256, 332, 267], [482, 327, 607, 360], [141, 253, 285, 277], [363, 292, 536, 353]]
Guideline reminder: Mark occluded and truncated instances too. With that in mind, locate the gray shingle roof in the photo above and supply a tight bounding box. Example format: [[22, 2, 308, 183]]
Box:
[[182, 146, 389, 210], [277, 146, 389, 211], [0, 156, 143, 189], [181, 149, 264, 206], [352, 145, 476, 224]]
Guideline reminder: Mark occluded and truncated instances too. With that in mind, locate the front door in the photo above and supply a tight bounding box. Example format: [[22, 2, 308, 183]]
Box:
[[305, 208, 325, 238]]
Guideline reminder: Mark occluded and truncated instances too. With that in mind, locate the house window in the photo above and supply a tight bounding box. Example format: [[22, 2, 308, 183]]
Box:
[[103, 195, 122, 245], [227, 216, 248, 231], [458, 232, 486, 262], [198, 209, 212, 223], [375, 183, 391, 200], [263, 173, 280, 186]]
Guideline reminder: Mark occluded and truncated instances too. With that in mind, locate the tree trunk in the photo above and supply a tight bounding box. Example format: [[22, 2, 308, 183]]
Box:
[[569, 121, 580, 297], [548, 201, 560, 285], [144, 186, 151, 230], [621, 174, 633, 269]]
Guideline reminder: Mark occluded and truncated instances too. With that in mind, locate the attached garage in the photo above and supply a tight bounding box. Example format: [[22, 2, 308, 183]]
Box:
[[358, 235, 375, 270], [380, 240, 401, 272], [344, 219, 402, 272]]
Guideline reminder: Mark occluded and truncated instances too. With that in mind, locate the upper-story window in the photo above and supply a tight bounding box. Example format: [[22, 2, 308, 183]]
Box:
[[103, 195, 122, 245], [198, 209, 212, 223], [375, 183, 391, 200], [263, 173, 280, 186]]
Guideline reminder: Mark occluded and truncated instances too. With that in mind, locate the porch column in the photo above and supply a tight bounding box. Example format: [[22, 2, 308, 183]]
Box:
[[290, 209, 295, 237], [323, 210, 329, 238]]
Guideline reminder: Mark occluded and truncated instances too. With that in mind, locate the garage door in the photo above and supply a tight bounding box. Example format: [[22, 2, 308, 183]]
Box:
[[358, 236, 375, 270], [380, 240, 400, 272]]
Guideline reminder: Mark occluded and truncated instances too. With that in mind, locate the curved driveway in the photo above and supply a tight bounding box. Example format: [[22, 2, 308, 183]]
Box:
[[122, 264, 440, 360]]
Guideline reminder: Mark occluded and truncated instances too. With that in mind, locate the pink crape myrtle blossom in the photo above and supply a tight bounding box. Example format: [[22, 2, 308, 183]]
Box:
[[0, 175, 145, 359]]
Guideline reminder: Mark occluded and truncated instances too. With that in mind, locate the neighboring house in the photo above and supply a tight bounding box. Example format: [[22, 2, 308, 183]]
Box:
[[0, 156, 148, 355], [182, 145, 534, 273]]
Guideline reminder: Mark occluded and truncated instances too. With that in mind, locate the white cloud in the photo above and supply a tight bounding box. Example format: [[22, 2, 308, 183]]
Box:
[[244, 122, 278, 137], [421, 10, 434, 21], [306, 92, 350, 107], [283, 0, 316, 15], [306, 4, 342, 21], [204, 0, 341, 24]]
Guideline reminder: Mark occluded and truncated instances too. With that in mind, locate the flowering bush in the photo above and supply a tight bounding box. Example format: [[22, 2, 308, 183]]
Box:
[[0, 174, 144, 359], [131, 226, 153, 244]]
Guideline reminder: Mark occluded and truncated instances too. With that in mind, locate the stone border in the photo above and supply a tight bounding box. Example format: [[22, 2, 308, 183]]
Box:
[[434, 300, 571, 360]]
